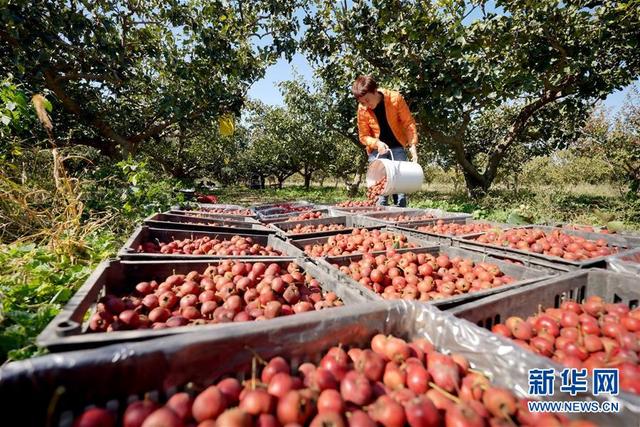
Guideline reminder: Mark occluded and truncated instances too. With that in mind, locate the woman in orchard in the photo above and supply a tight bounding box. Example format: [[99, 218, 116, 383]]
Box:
[[353, 75, 418, 207]]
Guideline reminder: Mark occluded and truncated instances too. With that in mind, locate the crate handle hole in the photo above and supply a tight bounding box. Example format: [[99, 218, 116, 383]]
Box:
[[630, 299, 639, 309], [613, 294, 622, 304], [56, 320, 80, 336], [578, 285, 586, 303]]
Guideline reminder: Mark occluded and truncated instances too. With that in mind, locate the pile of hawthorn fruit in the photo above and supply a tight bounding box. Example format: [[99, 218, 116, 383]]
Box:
[[367, 177, 387, 202], [195, 207, 255, 216], [302, 229, 416, 257], [377, 213, 435, 223], [562, 224, 614, 234], [172, 219, 240, 228], [333, 251, 515, 301], [491, 297, 640, 394], [620, 252, 640, 264], [177, 212, 249, 220], [136, 235, 281, 256], [71, 334, 591, 427], [284, 211, 325, 222], [260, 204, 313, 214], [88, 261, 343, 332], [472, 228, 618, 261], [336, 201, 377, 208], [288, 223, 348, 235], [415, 221, 498, 236]]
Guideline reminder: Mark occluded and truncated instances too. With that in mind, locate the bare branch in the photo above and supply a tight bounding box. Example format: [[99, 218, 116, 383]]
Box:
[[483, 74, 580, 181], [249, 31, 274, 40], [422, 118, 485, 184], [462, 5, 478, 21]]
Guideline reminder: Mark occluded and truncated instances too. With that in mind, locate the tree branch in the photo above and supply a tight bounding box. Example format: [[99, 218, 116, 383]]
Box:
[[128, 108, 206, 144], [43, 68, 133, 153], [423, 118, 484, 183], [55, 72, 121, 84], [0, 28, 19, 48], [483, 77, 577, 182], [63, 137, 119, 157]]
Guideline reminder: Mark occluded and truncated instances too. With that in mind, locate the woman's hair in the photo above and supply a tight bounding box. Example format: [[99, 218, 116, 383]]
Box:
[[352, 75, 378, 98]]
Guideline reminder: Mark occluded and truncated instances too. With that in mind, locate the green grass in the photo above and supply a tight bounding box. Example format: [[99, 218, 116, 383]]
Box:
[[0, 231, 120, 362]]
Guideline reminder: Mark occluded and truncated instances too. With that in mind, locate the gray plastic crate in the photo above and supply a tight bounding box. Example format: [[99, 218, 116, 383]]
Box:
[[395, 219, 511, 246], [171, 203, 256, 217], [258, 208, 331, 224], [168, 209, 258, 221], [3, 301, 634, 427], [359, 208, 472, 226], [450, 269, 640, 410], [144, 213, 271, 233], [450, 269, 640, 328], [457, 224, 637, 270], [36, 258, 369, 352], [251, 200, 316, 215], [172, 203, 246, 211], [251, 200, 314, 210], [553, 222, 609, 232], [607, 248, 640, 276], [552, 223, 640, 244], [269, 215, 378, 239], [118, 226, 298, 260], [318, 245, 554, 309], [446, 247, 575, 274], [328, 204, 400, 216], [533, 225, 640, 248], [287, 226, 439, 260]]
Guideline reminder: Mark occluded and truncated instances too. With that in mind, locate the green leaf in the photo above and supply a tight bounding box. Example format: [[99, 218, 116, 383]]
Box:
[[43, 98, 52, 112], [606, 221, 626, 232], [507, 212, 532, 225]]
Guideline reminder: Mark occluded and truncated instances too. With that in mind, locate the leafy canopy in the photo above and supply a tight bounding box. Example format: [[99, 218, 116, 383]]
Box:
[[303, 0, 640, 195], [0, 0, 301, 155]]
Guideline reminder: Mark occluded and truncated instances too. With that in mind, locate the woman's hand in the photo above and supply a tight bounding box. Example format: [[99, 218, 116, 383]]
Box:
[[376, 139, 389, 154]]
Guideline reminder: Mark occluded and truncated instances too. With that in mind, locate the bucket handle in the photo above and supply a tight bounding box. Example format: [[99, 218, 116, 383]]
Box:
[[374, 147, 395, 161]]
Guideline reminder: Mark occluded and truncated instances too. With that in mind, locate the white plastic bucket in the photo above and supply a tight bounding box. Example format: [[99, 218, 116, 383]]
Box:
[[366, 150, 424, 196]]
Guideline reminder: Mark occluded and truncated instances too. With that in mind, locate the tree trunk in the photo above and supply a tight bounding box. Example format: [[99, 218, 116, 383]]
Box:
[[421, 86, 568, 200], [303, 173, 312, 190], [346, 172, 363, 197], [462, 170, 490, 199], [277, 176, 286, 189], [629, 177, 640, 199]]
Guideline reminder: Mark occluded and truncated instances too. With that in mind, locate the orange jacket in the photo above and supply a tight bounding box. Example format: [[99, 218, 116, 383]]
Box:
[[357, 88, 418, 154]]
